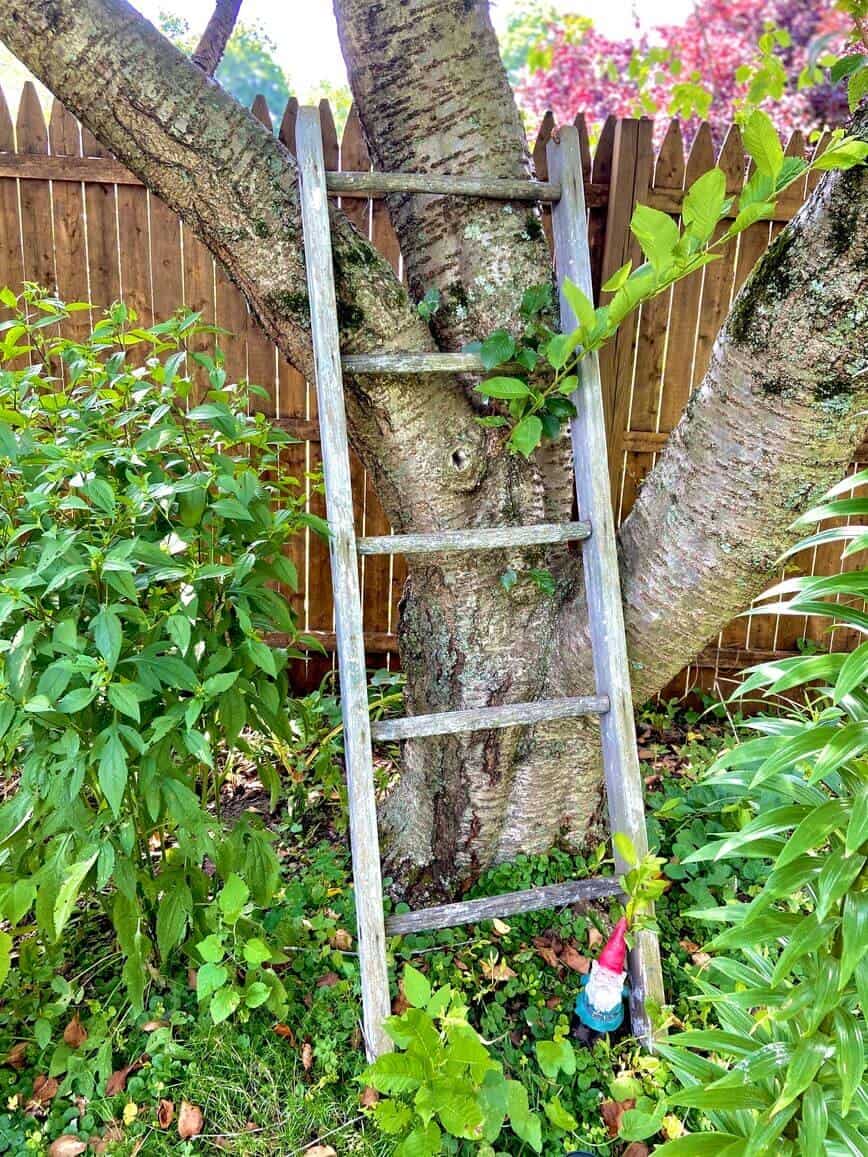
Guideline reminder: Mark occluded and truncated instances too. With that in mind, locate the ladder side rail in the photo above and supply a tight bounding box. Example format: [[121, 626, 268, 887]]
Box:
[[296, 106, 392, 1060], [547, 125, 665, 1048]]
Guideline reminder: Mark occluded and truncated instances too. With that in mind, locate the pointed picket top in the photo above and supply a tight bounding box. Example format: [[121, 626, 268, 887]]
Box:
[[717, 122, 745, 193], [16, 82, 48, 154], [319, 99, 339, 170], [685, 122, 715, 182], [341, 103, 370, 171], [250, 94, 272, 130], [654, 119, 684, 189], [48, 99, 81, 156], [573, 113, 592, 181], [81, 123, 110, 158], [592, 115, 616, 185], [278, 96, 298, 155], [780, 129, 809, 205], [532, 110, 555, 180], [0, 86, 14, 151]]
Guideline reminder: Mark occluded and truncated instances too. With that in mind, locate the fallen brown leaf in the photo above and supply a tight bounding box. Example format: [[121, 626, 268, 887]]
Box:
[[691, 951, 712, 969], [3, 1042, 27, 1070], [545, 995, 562, 1009], [187, 967, 198, 990], [622, 1143, 650, 1157], [532, 936, 561, 970], [157, 1099, 174, 1129], [561, 944, 590, 974], [301, 1041, 314, 1072], [360, 1086, 379, 1108], [316, 971, 340, 988], [177, 1100, 204, 1140], [63, 1014, 87, 1049], [141, 1019, 168, 1032], [679, 939, 700, 954], [273, 1023, 296, 1044], [588, 927, 604, 950], [330, 929, 353, 951], [47, 1137, 87, 1157], [480, 958, 517, 983], [89, 1124, 123, 1155], [601, 1098, 635, 1138], [305, 1146, 337, 1157], [390, 991, 410, 1015], [30, 1075, 59, 1105], [105, 1055, 146, 1097]]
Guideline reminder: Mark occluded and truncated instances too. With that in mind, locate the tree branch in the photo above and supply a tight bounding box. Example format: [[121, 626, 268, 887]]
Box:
[[192, 0, 242, 77], [0, 0, 484, 535]]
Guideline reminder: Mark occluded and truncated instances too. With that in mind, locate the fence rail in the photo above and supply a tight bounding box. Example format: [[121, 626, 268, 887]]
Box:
[[0, 81, 862, 698]]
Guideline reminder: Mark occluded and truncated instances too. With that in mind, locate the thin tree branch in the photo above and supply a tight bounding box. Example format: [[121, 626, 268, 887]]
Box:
[[192, 0, 242, 77]]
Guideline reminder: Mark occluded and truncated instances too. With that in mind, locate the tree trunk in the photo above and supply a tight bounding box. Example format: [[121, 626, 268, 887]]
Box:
[[1, 0, 866, 898]]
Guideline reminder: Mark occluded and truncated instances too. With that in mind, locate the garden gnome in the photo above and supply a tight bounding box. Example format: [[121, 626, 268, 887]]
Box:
[[571, 917, 629, 1046]]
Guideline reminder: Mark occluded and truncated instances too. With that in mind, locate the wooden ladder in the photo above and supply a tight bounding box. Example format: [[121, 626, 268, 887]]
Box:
[[296, 106, 664, 1060]]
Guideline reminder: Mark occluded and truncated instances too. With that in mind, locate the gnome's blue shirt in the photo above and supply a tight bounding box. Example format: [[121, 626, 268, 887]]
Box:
[[574, 972, 630, 1034]]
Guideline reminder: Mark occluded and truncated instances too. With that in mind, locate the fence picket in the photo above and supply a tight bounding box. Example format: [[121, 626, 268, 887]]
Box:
[[0, 87, 23, 317], [16, 83, 55, 290]]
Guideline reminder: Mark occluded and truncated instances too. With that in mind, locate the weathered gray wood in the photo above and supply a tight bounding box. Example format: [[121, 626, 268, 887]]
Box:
[[371, 695, 608, 742], [358, 520, 591, 555], [343, 351, 486, 375], [548, 125, 665, 1049], [297, 106, 392, 1061], [327, 169, 560, 201], [386, 877, 624, 935]]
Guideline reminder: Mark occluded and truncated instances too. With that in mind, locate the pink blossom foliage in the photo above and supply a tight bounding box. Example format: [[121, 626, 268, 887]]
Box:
[[518, 0, 853, 145]]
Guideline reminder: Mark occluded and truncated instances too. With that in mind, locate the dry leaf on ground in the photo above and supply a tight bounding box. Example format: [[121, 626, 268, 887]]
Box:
[[316, 971, 340, 988], [63, 1015, 87, 1049], [360, 1086, 379, 1108], [273, 1023, 296, 1043], [588, 926, 604, 950], [622, 1144, 650, 1157], [177, 1100, 204, 1140], [157, 1099, 174, 1129], [29, 1075, 59, 1106], [47, 1137, 87, 1157], [481, 958, 517, 983], [3, 1042, 27, 1070], [105, 1055, 146, 1097], [305, 1146, 337, 1157], [301, 1041, 314, 1071], [601, 1098, 635, 1138], [560, 944, 590, 973], [330, 928, 353, 950]]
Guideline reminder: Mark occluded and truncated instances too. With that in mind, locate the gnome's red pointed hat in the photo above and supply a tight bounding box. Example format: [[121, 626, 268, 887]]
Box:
[[597, 916, 628, 974]]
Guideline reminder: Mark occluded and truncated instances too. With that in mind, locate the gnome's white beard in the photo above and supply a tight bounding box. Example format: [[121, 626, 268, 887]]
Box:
[[585, 962, 626, 1013]]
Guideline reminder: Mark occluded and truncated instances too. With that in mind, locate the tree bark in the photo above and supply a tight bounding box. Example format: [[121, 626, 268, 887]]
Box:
[[192, 0, 242, 77], [1, 0, 866, 897]]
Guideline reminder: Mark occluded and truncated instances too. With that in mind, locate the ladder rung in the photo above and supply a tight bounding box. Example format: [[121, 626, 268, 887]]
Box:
[[386, 876, 624, 936], [371, 695, 608, 742], [358, 520, 591, 556], [343, 351, 485, 375], [326, 171, 561, 202]]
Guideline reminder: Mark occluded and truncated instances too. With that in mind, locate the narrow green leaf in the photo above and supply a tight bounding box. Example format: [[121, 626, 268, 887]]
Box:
[[744, 109, 784, 178]]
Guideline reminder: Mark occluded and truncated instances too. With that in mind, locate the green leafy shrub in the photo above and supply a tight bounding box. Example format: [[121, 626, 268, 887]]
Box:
[[651, 471, 868, 1155], [0, 288, 319, 1012]]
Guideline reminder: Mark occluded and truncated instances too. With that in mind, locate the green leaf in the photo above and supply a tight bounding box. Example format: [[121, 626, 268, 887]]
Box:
[[682, 168, 728, 242], [772, 914, 838, 984], [730, 200, 776, 234], [211, 497, 253, 521], [394, 1122, 441, 1157], [98, 728, 128, 816], [243, 937, 272, 967], [814, 848, 865, 921], [543, 1096, 578, 1131], [107, 683, 140, 722], [800, 1084, 828, 1157], [813, 137, 868, 171], [614, 831, 639, 867], [402, 963, 431, 1009], [562, 278, 596, 331], [196, 934, 225, 964], [479, 330, 515, 370], [156, 883, 191, 961], [535, 1038, 575, 1078], [244, 980, 270, 1008], [770, 1037, 831, 1114], [776, 798, 850, 867], [53, 850, 99, 939], [363, 1052, 427, 1094], [602, 261, 631, 293], [372, 1099, 413, 1134], [477, 376, 530, 400], [218, 873, 250, 923], [197, 961, 229, 1001], [668, 1084, 769, 1110], [744, 109, 784, 178], [0, 930, 11, 988], [834, 640, 868, 702], [651, 1136, 744, 1156], [210, 985, 240, 1024], [841, 890, 868, 988], [508, 415, 543, 458], [506, 1080, 542, 1153], [92, 608, 123, 674], [630, 203, 680, 271], [443, 1025, 497, 1082], [832, 1008, 864, 1114]]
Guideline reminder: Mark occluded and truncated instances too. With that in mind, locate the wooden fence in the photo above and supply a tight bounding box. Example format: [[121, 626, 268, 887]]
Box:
[[0, 80, 862, 698]]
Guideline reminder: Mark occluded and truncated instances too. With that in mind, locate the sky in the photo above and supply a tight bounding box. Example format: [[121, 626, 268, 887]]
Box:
[[127, 0, 694, 98]]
